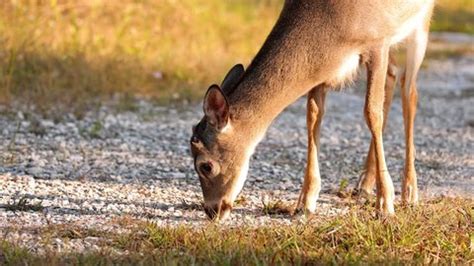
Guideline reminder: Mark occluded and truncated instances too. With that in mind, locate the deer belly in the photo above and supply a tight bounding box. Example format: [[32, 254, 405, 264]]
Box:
[[328, 53, 360, 88]]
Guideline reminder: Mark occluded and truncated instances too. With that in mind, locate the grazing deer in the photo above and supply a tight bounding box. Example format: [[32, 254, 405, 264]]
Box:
[[190, 0, 434, 220]]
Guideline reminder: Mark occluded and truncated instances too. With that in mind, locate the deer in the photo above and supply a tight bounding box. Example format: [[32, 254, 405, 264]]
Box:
[[190, 0, 435, 220]]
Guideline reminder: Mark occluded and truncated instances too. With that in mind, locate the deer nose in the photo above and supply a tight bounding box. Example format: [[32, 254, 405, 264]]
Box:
[[204, 204, 218, 220], [204, 201, 232, 220]]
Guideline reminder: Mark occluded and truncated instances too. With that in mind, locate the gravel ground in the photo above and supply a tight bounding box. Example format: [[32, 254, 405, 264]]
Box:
[[0, 33, 473, 254]]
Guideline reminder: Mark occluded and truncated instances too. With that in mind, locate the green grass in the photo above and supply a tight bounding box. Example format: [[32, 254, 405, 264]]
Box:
[[0, 0, 472, 116], [1, 197, 473, 265], [0, 0, 282, 116], [432, 0, 474, 34]]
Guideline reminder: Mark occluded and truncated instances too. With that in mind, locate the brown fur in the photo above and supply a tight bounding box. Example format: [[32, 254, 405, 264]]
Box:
[[191, 0, 435, 219]]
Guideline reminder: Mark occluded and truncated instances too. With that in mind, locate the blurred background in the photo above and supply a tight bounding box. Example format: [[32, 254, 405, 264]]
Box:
[[0, 0, 472, 116]]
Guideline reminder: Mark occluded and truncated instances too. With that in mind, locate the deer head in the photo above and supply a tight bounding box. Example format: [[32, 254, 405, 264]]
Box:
[[190, 64, 259, 220]]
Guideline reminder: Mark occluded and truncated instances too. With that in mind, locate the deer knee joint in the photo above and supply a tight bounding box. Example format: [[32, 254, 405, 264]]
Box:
[[364, 108, 383, 134]]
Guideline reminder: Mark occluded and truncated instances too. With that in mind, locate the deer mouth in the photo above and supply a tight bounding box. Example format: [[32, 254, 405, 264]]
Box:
[[203, 200, 233, 221]]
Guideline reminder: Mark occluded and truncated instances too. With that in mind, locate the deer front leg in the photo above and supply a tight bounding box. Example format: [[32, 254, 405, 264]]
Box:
[[296, 86, 327, 213], [401, 27, 428, 204], [364, 43, 395, 215], [358, 53, 397, 196]]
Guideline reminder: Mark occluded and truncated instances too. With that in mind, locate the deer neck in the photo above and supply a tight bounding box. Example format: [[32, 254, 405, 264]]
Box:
[[227, 15, 342, 142]]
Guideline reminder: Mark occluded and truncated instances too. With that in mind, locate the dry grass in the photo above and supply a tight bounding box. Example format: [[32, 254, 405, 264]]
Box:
[[0, 0, 472, 116], [432, 0, 474, 34], [0, 0, 281, 116], [2, 196, 44, 212], [1, 197, 473, 265]]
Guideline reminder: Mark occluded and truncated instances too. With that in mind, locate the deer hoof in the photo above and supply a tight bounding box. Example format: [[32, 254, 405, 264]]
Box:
[[402, 185, 418, 205], [294, 196, 317, 216]]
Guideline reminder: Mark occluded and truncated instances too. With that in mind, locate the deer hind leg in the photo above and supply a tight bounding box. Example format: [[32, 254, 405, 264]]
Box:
[[401, 27, 429, 204], [358, 51, 397, 196], [296, 86, 327, 213], [364, 42, 395, 215]]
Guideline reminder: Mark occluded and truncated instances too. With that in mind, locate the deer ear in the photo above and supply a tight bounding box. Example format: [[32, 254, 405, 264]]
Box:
[[221, 64, 244, 94], [203, 85, 229, 130]]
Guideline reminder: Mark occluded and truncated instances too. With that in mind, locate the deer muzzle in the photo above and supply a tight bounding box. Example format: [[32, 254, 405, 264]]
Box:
[[203, 200, 233, 220]]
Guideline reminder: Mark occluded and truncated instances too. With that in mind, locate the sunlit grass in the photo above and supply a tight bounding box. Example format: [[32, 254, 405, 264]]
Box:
[[432, 0, 474, 34], [0, 0, 282, 115], [0, 0, 472, 115], [1, 197, 472, 264]]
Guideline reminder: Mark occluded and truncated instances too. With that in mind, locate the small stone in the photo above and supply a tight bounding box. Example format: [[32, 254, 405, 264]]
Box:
[[26, 167, 42, 177]]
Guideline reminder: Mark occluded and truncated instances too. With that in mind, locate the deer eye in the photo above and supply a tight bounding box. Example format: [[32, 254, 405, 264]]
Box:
[[199, 162, 213, 176], [191, 135, 199, 144]]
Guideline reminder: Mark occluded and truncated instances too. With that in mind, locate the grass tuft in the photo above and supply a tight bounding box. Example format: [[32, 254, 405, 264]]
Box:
[[2, 196, 44, 212], [262, 198, 294, 215]]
